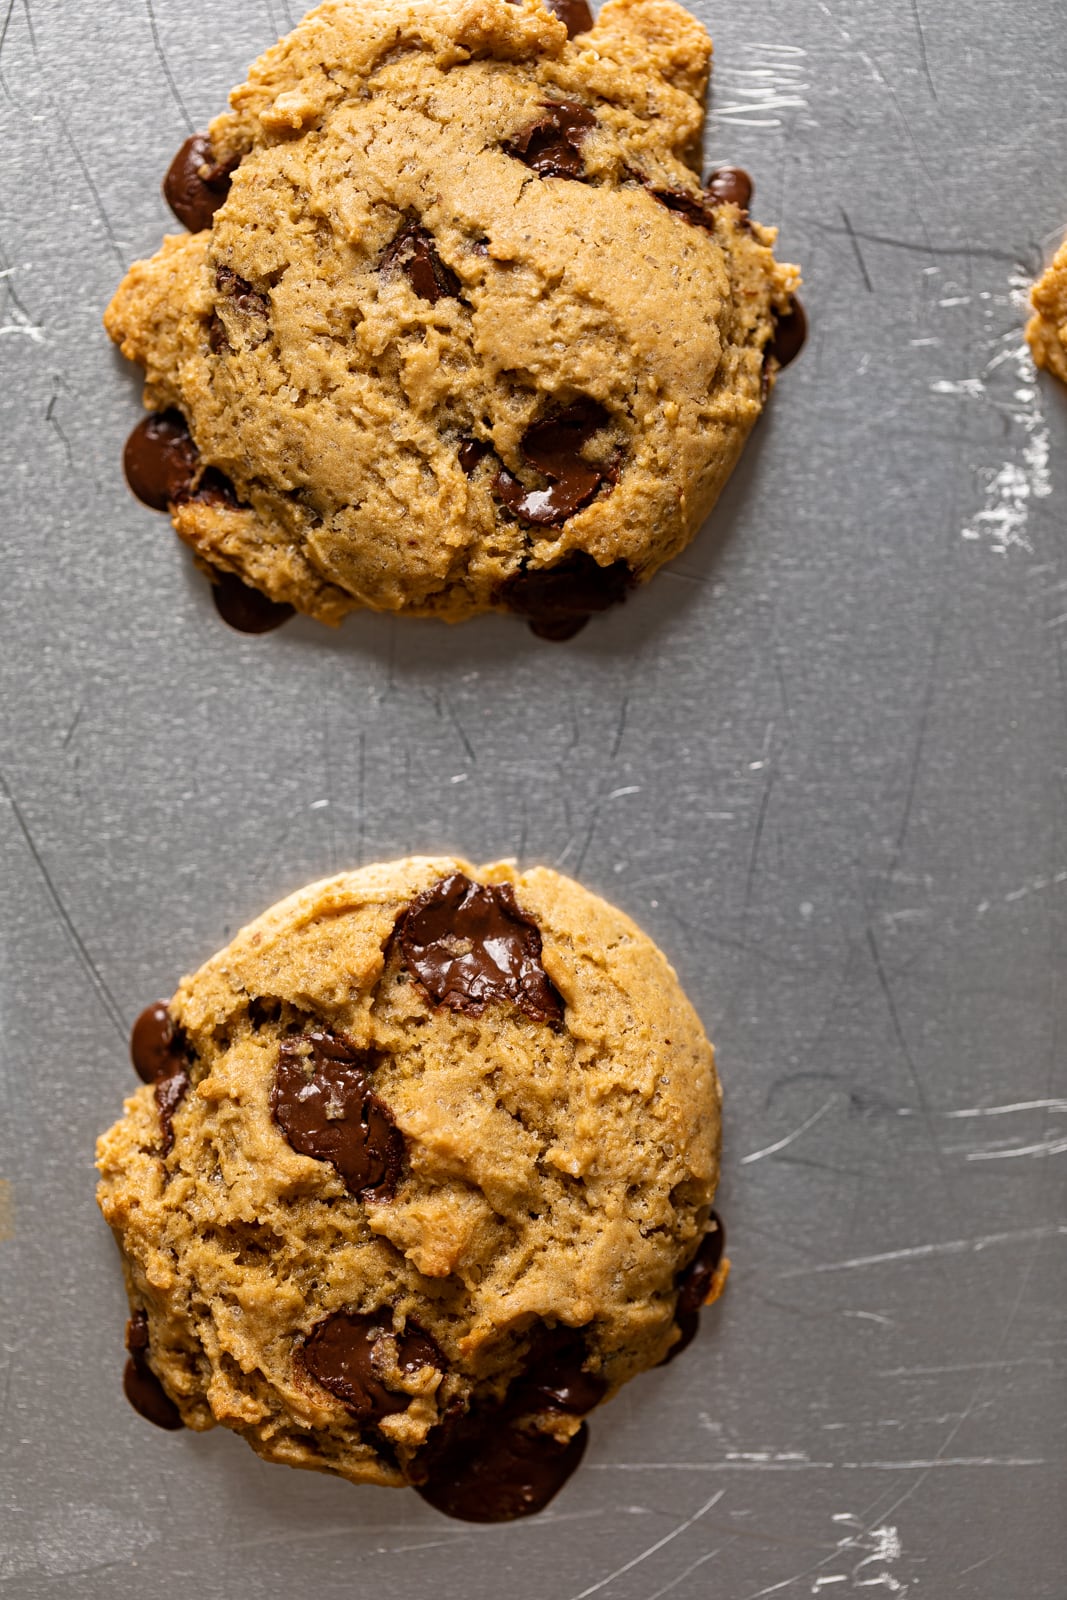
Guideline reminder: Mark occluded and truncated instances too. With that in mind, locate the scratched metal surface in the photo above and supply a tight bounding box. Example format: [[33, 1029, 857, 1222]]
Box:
[[1, 0, 1065, 1594]]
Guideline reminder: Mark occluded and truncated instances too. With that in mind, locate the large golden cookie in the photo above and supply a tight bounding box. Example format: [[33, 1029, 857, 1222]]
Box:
[[106, 0, 798, 632]]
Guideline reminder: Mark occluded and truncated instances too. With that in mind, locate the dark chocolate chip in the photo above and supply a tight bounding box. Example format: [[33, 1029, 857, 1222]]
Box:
[[130, 1001, 182, 1084], [767, 298, 807, 370], [155, 1068, 189, 1157], [506, 101, 595, 180], [659, 1213, 726, 1365], [207, 311, 230, 354], [397, 873, 564, 1024], [676, 1213, 726, 1318], [648, 185, 715, 230], [458, 438, 491, 475], [301, 1310, 442, 1421], [215, 265, 270, 319], [499, 551, 631, 640], [415, 1412, 589, 1522], [493, 399, 611, 526], [123, 1311, 185, 1430], [545, 0, 594, 36], [704, 165, 753, 210], [381, 225, 460, 304], [194, 468, 241, 509], [211, 571, 295, 634], [163, 134, 238, 233], [513, 1327, 608, 1416], [412, 1322, 601, 1521], [123, 411, 200, 511], [271, 1031, 403, 1198]]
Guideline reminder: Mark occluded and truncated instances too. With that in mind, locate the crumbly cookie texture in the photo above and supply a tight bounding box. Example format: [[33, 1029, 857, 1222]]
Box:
[[96, 858, 722, 1494], [105, 0, 799, 626], [1028, 237, 1067, 383]]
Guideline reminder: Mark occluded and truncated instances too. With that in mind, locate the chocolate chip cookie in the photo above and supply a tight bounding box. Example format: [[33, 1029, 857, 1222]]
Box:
[[105, 0, 801, 637], [96, 858, 726, 1520], [1028, 236, 1067, 383]]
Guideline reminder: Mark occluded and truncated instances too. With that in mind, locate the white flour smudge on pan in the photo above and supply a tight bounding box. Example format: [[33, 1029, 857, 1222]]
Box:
[[930, 271, 1051, 554]]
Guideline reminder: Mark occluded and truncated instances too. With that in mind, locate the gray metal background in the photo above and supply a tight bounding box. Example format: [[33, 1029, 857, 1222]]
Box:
[[1, 1, 1065, 1595]]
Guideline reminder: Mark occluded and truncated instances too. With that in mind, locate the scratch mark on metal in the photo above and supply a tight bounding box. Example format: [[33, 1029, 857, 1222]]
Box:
[[741, 1098, 836, 1165], [840, 207, 874, 293], [565, 1489, 724, 1600], [780, 1224, 1067, 1275], [144, 0, 193, 132], [907, 0, 939, 101], [0, 771, 127, 1041]]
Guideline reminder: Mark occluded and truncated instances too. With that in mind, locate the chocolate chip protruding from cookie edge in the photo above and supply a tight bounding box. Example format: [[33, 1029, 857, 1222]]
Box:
[[163, 134, 239, 233], [767, 298, 808, 370], [704, 165, 753, 210], [123, 411, 200, 510], [545, 0, 594, 36], [499, 552, 632, 641], [505, 101, 596, 180], [397, 874, 564, 1024], [660, 1212, 727, 1365], [271, 1031, 403, 1199], [301, 1311, 443, 1421], [123, 1310, 185, 1431], [412, 1325, 602, 1521], [381, 225, 461, 304], [416, 1415, 590, 1522], [130, 1001, 183, 1084], [211, 571, 295, 635], [493, 400, 612, 526]]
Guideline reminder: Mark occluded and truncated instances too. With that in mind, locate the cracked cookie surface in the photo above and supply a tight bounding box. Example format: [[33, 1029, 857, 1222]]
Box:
[[105, 0, 799, 629], [96, 857, 722, 1507]]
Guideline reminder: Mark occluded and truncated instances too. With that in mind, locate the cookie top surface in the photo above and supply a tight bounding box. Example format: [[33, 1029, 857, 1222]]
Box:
[[96, 858, 721, 1497], [105, 0, 798, 628], [1028, 237, 1067, 384]]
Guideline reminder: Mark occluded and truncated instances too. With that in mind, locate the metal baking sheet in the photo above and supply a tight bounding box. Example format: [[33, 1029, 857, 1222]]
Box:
[[2, 1, 1065, 1594]]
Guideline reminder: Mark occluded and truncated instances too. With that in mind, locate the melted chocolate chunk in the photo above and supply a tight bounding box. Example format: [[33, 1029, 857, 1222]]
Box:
[[164, 134, 238, 233], [123, 411, 200, 511], [704, 165, 753, 210], [271, 1031, 403, 1198], [397, 873, 563, 1023], [545, 0, 594, 35], [301, 1310, 442, 1420], [506, 101, 595, 180], [381, 225, 460, 304], [494, 399, 611, 526], [211, 571, 295, 635], [499, 551, 631, 641], [155, 1068, 189, 1157], [130, 1001, 182, 1084], [123, 1311, 184, 1431], [458, 438, 490, 475], [415, 1325, 602, 1521], [660, 1213, 726, 1365], [416, 1413, 589, 1522], [768, 299, 807, 369], [514, 1328, 608, 1416], [215, 265, 270, 319]]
